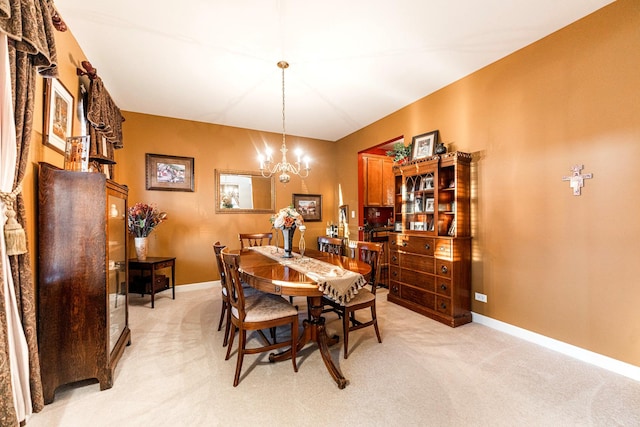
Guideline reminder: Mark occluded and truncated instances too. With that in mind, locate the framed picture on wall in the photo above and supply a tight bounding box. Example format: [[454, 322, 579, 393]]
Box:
[[145, 153, 195, 192], [43, 78, 74, 154], [292, 193, 322, 222], [411, 130, 439, 161]]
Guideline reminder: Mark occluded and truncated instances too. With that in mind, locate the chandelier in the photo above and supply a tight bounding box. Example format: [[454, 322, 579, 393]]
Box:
[[258, 61, 310, 184]]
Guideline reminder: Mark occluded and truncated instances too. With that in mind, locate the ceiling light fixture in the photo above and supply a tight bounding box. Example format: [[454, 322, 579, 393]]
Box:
[[258, 61, 310, 184]]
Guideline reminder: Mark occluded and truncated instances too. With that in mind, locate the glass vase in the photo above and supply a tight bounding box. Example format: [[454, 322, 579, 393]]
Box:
[[281, 226, 295, 258]]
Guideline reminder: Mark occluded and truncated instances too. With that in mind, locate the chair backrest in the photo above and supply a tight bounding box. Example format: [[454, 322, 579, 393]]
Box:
[[351, 241, 383, 294], [317, 236, 343, 255], [213, 241, 226, 287], [239, 232, 273, 249], [221, 252, 247, 321]]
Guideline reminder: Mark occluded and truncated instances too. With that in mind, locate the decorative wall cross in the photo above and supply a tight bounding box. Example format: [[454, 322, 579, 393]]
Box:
[[562, 164, 593, 196]]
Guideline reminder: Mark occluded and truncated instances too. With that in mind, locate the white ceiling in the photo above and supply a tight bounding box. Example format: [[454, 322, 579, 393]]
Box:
[[54, 0, 613, 142]]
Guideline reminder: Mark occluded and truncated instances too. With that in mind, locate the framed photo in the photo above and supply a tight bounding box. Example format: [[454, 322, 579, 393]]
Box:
[[411, 130, 439, 161], [339, 204, 348, 224], [43, 78, 74, 154], [293, 193, 322, 222], [425, 198, 435, 213], [145, 153, 195, 192], [420, 175, 434, 190]]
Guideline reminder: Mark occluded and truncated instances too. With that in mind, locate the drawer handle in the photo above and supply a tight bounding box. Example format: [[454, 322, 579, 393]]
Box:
[[402, 241, 408, 247], [391, 241, 396, 246], [440, 283, 447, 291], [441, 265, 448, 274], [392, 271, 398, 277], [392, 256, 398, 262], [440, 302, 447, 309], [424, 244, 430, 250]]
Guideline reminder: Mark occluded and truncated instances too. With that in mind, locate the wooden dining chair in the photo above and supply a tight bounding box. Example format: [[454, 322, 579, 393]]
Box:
[[322, 241, 383, 359], [238, 232, 273, 249], [222, 252, 299, 386], [213, 242, 231, 346], [317, 236, 343, 256]]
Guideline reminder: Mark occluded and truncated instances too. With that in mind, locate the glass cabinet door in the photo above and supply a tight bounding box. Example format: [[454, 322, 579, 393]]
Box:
[[107, 193, 127, 353]]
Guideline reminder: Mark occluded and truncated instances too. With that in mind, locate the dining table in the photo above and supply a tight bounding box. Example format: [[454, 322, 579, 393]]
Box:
[[222, 245, 371, 389]]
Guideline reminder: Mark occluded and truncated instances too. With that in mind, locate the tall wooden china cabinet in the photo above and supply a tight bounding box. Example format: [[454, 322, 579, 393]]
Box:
[[388, 152, 472, 327], [37, 162, 131, 403]]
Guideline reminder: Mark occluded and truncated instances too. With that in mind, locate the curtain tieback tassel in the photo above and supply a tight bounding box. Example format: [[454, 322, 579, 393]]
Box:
[[1, 184, 27, 256]]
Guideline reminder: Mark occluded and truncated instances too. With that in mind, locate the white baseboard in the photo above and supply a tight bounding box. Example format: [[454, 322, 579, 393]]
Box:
[[174, 281, 217, 292], [472, 312, 640, 382]]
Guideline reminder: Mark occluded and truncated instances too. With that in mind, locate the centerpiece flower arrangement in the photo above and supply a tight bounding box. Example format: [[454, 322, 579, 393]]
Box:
[[271, 205, 304, 229], [270, 205, 304, 258], [127, 202, 167, 261], [127, 202, 168, 237]]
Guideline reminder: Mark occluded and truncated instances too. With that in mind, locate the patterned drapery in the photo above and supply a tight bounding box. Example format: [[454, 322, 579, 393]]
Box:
[[0, 0, 58, 425]]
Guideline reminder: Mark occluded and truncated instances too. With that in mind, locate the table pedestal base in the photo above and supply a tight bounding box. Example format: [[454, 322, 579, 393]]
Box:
[[270, 296, 347, 389]]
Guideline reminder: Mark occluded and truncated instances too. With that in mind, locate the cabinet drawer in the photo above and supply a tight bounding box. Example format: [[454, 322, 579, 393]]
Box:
[[389, 281, 400, 297], [435, 277, 451, 297], [436, 296, 452, 315], [390, 266, 400, 282], [401, 269, 434, 292], [401, 285, 435, 309], [154, 260, 174, 270], [435, 259, 452, 278], [434, 239, 452, 259], [403, 253, 434, 274], [404, 236, 434, 256], [390, 251, 400, 266]]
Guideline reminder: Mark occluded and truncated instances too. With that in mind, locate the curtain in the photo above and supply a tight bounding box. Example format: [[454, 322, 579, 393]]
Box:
[[0, 0, 58, 425]]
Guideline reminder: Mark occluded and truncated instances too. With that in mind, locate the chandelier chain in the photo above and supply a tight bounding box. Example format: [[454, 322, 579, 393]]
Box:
[[258, 60, 310, 183]]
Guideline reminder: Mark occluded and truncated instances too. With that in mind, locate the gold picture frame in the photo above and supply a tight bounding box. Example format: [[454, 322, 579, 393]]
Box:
[[145, 153, 195, 192], [43, 78, 74, 154], [292, 193, 322, 222]]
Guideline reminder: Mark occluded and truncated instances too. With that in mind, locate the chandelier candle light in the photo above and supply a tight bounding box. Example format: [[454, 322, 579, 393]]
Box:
[[258, 61, 310, 184]]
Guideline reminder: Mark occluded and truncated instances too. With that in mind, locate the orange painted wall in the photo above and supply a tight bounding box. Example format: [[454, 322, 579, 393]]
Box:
[[336, 0, 640, 366], [114, 112, 338, 285], [22, 0, 639, 367]]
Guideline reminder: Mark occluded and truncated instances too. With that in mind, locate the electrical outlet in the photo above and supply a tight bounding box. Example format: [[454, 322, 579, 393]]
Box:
[[475, 292, 487, 303]]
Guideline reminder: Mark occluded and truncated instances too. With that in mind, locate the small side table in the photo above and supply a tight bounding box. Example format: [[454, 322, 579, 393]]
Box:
[[128, 257, 176, 308]]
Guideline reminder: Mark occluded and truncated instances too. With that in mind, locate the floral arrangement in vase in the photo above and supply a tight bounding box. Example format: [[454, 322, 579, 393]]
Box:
[[270, 205, 303, 258], [127, 203, 168, 237], [270, 205, 304, 229], [128, 203, 167, 261]]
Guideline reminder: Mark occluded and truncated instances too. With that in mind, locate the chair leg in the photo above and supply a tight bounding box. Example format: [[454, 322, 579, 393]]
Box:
[[372, 305, 382, 343], [217, 300, 226, 331], [342, 309, 350, 359], [233, 329, 246, 387], [291, 319, 298, 372], [223, 306, 232, 347], [225, 323, 237, 361]]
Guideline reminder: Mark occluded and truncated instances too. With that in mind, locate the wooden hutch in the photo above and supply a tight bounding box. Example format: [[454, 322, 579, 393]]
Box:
[[388, 152, 472, 327]]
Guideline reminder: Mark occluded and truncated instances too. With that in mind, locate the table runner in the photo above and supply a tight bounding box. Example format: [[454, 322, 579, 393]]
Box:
[[247, 246, 366, 304]]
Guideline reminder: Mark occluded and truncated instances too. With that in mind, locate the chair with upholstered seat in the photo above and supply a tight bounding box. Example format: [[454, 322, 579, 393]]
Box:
[[213, 242, 232, 346], [317, 236, 343, 256], [222, 252, 299, 386], [214, 242, 264, 347], [239, 232, 273, 249], [322, 241, 383, 359]]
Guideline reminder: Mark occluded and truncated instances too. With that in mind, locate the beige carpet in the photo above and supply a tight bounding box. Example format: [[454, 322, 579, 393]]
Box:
[[26, 284, 640, 426]]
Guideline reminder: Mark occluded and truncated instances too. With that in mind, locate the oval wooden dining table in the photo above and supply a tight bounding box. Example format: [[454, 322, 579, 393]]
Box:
[[222, 246, 371, 389]]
